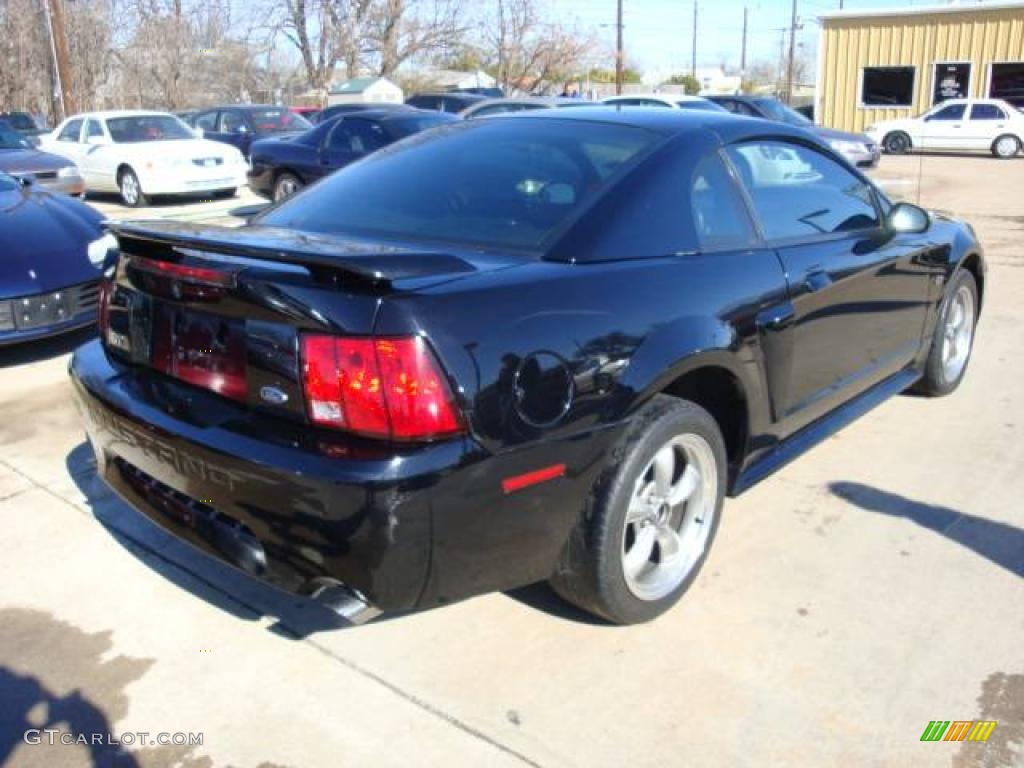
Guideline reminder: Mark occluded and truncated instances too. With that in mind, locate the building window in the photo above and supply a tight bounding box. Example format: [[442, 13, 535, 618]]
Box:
[[932, 62, 971, 104], [989, 62, 1024, 108], [861, 66, 915, 107]]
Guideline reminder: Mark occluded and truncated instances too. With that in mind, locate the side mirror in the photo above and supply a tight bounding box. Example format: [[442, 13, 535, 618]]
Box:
[[17, 173, 35, 187], [887, 202, 930, 234]]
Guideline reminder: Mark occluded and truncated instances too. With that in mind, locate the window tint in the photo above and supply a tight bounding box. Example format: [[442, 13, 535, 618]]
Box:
[[691, 153, 756, 250], [726, 141, 880, 241], [970, 103, 1006, 120], [195, 111, 218, 131], [57, 119, 83, 142], [85, 119, 104, 140], [107, 116, 193, 142], [330, 119, 389, 153], [260, 119, 659, 250], [608, 98, 668, 107], [407, 96, 440, 111], [928, 103, 966, 120], [861, 66, 915, 107]]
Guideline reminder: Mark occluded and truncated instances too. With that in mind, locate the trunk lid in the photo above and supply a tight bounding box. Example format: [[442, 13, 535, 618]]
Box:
[[102, 220, 518, 426]]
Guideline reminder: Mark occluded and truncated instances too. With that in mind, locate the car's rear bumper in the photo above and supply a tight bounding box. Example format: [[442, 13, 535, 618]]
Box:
[[37, 175, 86, 197], [142, 169, 248, 196], [70, 340, 617, 612]]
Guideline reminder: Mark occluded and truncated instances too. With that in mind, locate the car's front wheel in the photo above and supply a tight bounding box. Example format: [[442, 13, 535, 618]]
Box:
[[883, 131, 911, 155], [273, 173, 302, 202], [118, 168, 148, 207], [550, 395, 725, 625], [916, 269, 979, 396], [991, 134, 1021, 159]]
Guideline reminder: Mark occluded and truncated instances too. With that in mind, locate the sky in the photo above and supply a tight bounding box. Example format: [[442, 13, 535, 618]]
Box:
[[548, 0, 1000, 80]]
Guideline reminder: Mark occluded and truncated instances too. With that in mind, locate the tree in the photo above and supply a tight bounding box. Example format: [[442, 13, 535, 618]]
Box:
[[664, 74, 700, 94]]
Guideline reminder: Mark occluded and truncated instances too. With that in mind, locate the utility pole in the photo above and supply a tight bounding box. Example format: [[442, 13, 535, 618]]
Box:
[[785, 0, 798, 104], [615, 0, 624, 95], [740, 7, 748, 79], [41, 0, 62, 122], [691, 2, 698, 77], [46, 0, 75, 119]]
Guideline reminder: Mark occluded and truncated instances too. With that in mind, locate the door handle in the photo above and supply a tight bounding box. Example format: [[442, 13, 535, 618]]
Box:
[[805, 271, 833, 293]]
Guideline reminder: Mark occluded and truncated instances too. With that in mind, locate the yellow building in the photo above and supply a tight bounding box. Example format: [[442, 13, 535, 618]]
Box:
[[816, 1, 1024, 133]]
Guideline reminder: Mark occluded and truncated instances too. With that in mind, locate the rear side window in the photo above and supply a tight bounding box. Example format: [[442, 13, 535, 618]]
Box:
[[260, 119, 660, 250], [726, 141, 880, 241], [970, 103, 1006, 120], [194, 111, 218, 131], [691, 154, 756, 250]]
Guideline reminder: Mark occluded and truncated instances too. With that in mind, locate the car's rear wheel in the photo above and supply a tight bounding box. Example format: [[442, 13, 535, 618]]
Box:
[[991, 134, 1021, 159], [550, 395, 725, 625], [883, 131, 911, 155], [118, 168, 148, 207], [274, 173, 302, 202], [916, 270, 978, 397]]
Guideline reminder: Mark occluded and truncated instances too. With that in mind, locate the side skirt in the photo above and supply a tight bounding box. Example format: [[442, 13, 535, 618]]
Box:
[[730, 368, 921, 496]]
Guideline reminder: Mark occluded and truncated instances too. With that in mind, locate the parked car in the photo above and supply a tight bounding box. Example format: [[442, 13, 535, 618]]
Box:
[[248, 109, 458, 201], [461, 96, 593, 119], [405, 91, 486, 113], [0, 119, 84, 196], [0, 170, 111, 344], [188, 105, 313, 158], [288, 106, 321, 122], [315, 102, 413, 124], [865, 98, 1024, 158], [39, 111, 247, 207], [707, 95, 880, 168], [448, 86, 505, 98], [600, 93, 726, 112], [72, 108, 984, 626], [173, 109, 200, 124], [0, 111, 46, 145]]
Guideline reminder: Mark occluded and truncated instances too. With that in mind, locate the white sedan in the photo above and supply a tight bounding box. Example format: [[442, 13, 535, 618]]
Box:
[[39, 110, 248, 206], [600, 93, 727, 112], [865, 98, 1023, 159]]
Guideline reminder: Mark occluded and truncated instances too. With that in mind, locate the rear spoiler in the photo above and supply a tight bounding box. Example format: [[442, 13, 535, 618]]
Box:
[[107, 219, 477, 285]]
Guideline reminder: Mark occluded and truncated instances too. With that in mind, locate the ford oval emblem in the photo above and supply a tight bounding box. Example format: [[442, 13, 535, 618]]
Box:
[[260, 386, 289, 405]]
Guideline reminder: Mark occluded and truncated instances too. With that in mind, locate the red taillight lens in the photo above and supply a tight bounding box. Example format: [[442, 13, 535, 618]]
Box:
[[300, 334, 462, 441]]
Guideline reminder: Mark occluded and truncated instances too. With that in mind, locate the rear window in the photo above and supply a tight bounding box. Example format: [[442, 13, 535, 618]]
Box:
[[385, 113, 459, 137], [250, 109, 311, 134], [6, 113, 37, 131], [259, 119, 660, 250]]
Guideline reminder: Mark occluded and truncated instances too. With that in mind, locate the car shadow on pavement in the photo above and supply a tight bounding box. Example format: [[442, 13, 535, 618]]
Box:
[[504, 583, 608, 625], [66, 441, 358, 639], [830, 481, 1024, 578], [0, 325, 96, 368]]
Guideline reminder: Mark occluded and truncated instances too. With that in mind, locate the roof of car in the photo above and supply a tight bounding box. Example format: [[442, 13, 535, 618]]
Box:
[[500, 105, 812, 143], [64, 110, 174, 120], [602, 93, 710, 103]]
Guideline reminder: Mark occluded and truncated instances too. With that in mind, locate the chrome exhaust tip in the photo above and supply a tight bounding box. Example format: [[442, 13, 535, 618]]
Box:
[[307, 580, 381, 625]]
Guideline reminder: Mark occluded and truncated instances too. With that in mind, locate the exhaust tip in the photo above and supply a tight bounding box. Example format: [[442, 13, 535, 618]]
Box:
[[307, 579, 381, 626]]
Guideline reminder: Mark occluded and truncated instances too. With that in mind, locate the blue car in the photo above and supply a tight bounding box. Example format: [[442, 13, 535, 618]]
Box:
[[188, 105, 313, 159], [0, 171, 112, 344], [247, 109, 458, 201]]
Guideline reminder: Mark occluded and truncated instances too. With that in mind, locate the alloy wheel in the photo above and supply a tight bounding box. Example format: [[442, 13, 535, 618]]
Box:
[[622, 434, 718, 601], [121, 173, 139, 206], [941, 284, 975, 383]]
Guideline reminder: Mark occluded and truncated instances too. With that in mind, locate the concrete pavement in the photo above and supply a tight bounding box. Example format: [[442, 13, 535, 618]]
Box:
[[1, 161, 1021, 768]]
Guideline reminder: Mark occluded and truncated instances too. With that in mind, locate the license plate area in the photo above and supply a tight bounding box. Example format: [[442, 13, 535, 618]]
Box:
[[150, 303, 247, 401]]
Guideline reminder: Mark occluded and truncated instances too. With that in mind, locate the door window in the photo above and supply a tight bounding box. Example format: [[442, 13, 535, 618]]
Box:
[[194, 111, 218, 131], [335, 119, 389, 154], [725, 141, 880, 241], [927, 103, 966, 121], [220, 111, 248, 133], [690, 153, 757, 250], [969, 103, 1006, 120], [57, 119, 83, 142], [85, 119, 105, 141]]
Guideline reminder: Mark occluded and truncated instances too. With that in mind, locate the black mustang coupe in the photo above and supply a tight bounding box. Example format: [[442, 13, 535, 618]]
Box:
[[1, 171, 111, 344], [247, 109, 458, 201], [70, 109, 984, 625]]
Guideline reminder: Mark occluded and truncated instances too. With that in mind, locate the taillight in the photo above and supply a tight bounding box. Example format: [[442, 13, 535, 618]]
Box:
[[300, 334, 463, 441]]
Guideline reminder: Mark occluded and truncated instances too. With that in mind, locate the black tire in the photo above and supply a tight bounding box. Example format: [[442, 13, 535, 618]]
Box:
[[991, 134, 1021, 159], [273, 172, 302, 202], [915, 270, 979, 397], [118, 168, 148, 207], [549, 395, 726, 625], [883, 131, 911, 155]]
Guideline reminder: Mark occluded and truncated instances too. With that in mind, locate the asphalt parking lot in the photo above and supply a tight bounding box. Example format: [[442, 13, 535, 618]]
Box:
[[1, 156, 1021, 768]]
